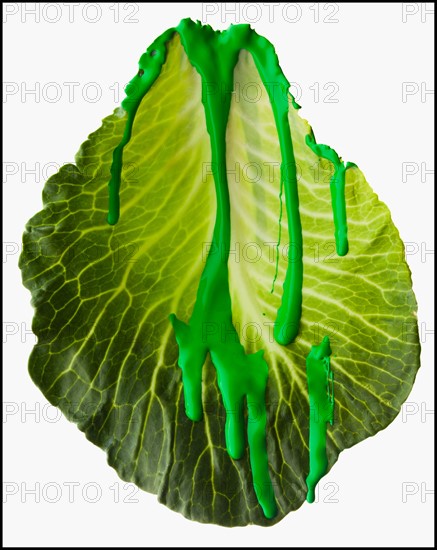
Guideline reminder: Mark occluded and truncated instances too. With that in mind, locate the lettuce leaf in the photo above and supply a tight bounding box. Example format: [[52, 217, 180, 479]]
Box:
[[19, 33, 420, 526]]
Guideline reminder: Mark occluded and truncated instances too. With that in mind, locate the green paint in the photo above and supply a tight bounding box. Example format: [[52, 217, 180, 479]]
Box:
[[270, 178, 283, 294], [305, 132, 354, 256], [168, 19, 279, 520], [290, 94, 301, 110], [106, 18, 348, 519], [249, 44, 303, 347], [108, 18, 303, 347], [107, 28, 175, 225], [305, 336, 334, 504]]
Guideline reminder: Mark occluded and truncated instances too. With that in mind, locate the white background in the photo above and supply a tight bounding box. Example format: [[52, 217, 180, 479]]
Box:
[[3, 2, 434, 547]]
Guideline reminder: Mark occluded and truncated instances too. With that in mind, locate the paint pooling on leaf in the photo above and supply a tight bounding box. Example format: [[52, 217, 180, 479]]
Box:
[[108, 18, 305, 350], [19, 18, 421, 527], [107, 18, 354, 517]]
